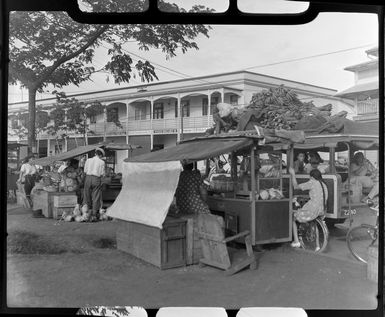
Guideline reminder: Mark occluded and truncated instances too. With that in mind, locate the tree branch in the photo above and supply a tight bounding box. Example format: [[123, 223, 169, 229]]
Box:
[[35, 25, 109, 88]]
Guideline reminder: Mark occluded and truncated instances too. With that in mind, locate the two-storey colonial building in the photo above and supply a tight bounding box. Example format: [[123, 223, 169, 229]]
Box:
[[8, 70, 354, 172], [335, 47, 379, 123]]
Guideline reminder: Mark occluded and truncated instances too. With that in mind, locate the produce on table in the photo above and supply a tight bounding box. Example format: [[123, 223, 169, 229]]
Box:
[[259, 190, 270, 200], [268, 188, 284, 200]]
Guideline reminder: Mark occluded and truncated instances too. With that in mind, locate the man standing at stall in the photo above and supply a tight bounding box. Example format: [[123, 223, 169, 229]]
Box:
[[83, 148, 105, 222]]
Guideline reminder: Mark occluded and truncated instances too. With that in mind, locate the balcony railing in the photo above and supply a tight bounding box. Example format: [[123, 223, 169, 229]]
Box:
[[23, 115, 214, 139], [357, 99, 379, 115]]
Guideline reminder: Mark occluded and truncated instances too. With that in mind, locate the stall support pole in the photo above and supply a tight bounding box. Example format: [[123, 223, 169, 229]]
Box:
[[345, 142, 353, 227], [330, 147, 336, 174], [250, 146, 256, 244], [288, 145, 294, 240]]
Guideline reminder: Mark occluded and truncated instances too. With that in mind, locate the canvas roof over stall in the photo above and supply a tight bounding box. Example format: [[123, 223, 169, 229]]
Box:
[[267, 119, 379, 152], [126, 129, 305, 163], [107, 128, 305, 228], [34, 142, 141, 166]]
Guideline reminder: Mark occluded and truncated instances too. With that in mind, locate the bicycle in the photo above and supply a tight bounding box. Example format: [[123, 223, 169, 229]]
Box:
[[346, 200, 378, 263], [293, 196, 329, 253]]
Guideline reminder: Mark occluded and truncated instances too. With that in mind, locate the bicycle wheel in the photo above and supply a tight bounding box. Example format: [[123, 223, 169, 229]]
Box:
[[298, 218, 329, 252], [347, 225, 377, 263]]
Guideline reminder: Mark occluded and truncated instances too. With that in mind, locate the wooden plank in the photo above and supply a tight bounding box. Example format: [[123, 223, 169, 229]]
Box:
[[116, 221, 161, 267], [184, 217, 194, 265], [200, 258, 230, 270], [224, 256, 256, 276]]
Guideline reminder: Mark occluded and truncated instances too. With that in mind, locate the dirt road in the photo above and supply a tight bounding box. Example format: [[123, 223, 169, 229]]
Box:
[[6, 205, 378, 310]]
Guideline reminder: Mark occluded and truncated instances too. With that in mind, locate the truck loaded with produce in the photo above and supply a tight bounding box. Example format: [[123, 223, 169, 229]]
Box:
[[203, 84, 347, 201], [206, 84, 348, 135]]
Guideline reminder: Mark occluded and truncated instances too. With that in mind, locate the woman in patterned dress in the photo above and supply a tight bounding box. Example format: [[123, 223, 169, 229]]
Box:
[[175, 162, 211, 215], [288, 167, 328, 249]]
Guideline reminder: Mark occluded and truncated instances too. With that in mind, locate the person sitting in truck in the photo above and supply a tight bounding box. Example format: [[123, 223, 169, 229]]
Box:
[[349, 152, 378, 203], [304, 151, 330, 174], [293, 152, 307, 174], [288, 167, 328, 250]]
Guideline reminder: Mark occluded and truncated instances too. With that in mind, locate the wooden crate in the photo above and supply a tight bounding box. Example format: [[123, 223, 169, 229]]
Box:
[[53, 193, 78, 208], [180, 215, 203, 265], [33, 191, 77, 218], [53, 206, 74, 220], [116, 217, 187, 269]]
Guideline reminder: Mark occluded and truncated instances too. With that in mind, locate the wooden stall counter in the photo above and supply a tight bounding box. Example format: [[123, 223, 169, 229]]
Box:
[[207, 195, 291, 245], [116, 216, 188, 269]]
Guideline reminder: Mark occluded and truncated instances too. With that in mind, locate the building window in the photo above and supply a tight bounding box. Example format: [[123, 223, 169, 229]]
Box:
[[212, 96, 219, 106], [230, 95, 238, 105], [153, 103, 164, 119], [202, 97, 219, 115], [202, 98, 208, 116], [182, 101, 190, 117], [107, 107, 119, 122], [175, 102, 178, 118], [135, 107, 147, 120]]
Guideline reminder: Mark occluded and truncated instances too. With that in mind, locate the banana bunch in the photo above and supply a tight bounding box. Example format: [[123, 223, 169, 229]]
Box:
[[247, 85, 334, 130]]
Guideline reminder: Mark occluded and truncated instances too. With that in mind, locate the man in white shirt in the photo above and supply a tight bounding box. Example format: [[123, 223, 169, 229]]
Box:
[[82, 148, 105, 221], [17, 155, 38, 206]]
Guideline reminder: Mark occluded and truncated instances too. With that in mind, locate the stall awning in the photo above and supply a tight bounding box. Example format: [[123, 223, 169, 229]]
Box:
[[34, 142, 141, 166], [106, 161, 181, 228], [271, 134, 379, 152], [127, 138, 254, 163]]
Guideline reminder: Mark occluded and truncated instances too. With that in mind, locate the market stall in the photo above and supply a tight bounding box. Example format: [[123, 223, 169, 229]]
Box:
[[28, 142, 141, 217], [106, 128, 305, 268]]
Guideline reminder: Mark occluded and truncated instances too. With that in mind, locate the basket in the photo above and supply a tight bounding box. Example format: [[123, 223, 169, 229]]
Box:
[[210, 179, 234, 193]]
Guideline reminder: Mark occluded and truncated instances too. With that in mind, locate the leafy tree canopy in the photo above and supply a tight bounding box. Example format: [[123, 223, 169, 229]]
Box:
[[9, 1, 211, 91], [9, 0, 212, 152]]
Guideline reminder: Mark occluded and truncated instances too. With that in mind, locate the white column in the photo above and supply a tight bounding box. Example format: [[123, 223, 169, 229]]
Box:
[[64, 109, 68, 152], [47, 135, 51, 156], [221, 88, 225, 103], [177, 94, 181, 142], [150, 97, 154, 150], [150, 97, 154, 130], [83, 104, 88, 146], [37, 137, 40, 156], [103, 106, 107, 142], [126, 100, 130, 145], [207, 90, 211, 127]]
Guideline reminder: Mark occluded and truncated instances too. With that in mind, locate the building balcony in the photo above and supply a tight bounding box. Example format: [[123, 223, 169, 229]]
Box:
[[27, 115, 214, 139], [356, 99, 379, 115]]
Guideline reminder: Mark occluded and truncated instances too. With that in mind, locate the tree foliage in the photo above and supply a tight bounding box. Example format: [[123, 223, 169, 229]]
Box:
[[9, 0, 212, 152]]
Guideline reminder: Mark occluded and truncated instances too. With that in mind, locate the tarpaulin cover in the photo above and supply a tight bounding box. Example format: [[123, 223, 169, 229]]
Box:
[[106, 161, 181, 228], [127, 138, 254, 163], [34, 142, 141, 166]]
